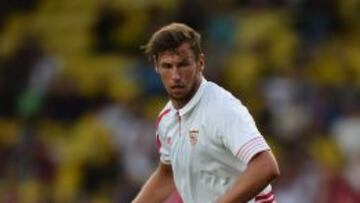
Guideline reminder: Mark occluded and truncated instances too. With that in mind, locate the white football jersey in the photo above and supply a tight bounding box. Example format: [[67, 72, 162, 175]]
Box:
[[156, 78, 275, 203]]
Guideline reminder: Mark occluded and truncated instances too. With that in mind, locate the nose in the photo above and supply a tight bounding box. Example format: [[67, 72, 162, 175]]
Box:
[[171, 67, 181, 81]]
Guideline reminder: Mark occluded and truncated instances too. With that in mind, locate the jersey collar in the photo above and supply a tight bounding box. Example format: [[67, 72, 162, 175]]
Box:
[[172, 77, 207, 117]]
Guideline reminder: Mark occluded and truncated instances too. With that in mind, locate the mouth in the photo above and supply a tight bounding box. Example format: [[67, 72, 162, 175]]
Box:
[[171, 85, 186, 90], [170, 85, 186, 95]]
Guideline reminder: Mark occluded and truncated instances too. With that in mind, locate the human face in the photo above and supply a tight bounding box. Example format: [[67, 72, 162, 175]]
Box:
[[155, 43, 204, 109]]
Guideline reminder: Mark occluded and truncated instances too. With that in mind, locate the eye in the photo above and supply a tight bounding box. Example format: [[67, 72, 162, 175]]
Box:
[[160, 63, 172, 69], [178, 60, 190, 67]]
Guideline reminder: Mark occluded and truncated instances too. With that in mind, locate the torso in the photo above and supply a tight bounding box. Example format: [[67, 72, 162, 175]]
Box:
[[157, 80, 272, 203]]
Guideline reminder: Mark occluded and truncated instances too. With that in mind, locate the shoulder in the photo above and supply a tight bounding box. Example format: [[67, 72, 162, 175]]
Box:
[[156, 101, 173, 129], [202, 81, 246, 118], [201, 82, 257, 134]]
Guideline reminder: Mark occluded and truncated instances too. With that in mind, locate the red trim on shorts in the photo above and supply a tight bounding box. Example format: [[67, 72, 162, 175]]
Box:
[[164, 191, 183, 203], [255, 191, 275, 203]]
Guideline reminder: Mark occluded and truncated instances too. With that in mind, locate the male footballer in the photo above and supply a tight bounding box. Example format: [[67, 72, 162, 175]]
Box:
[[132, 23, 280, 203]]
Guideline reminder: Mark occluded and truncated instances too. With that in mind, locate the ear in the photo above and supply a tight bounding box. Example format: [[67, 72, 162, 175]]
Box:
[[198, 53, 205, 72], [154, 61, 159, 73], [153, 56, 159, 73]]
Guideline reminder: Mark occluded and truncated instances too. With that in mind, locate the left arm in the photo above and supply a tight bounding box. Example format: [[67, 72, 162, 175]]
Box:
[[215, 150, 280, 203]]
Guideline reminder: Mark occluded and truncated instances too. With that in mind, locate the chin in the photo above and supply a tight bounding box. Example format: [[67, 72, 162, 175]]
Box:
[[170, 93, 191, 101], [170, 94, 186, 100]]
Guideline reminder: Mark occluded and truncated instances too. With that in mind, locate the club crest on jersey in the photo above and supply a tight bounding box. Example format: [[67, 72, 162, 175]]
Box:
[[189, 128, 199, 146]]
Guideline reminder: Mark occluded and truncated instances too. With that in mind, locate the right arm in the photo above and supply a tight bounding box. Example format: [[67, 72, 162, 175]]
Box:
[[132, 162, 175, 203]]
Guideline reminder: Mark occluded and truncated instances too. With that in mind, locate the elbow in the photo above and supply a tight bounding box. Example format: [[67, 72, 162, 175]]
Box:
[[270, 164, 280, 181], [250, 151, 281, 182], [262, 153, 281, 181], [268, 152, 280, 181], [262, 164, 280, 184], [267, 158, 280, 181]]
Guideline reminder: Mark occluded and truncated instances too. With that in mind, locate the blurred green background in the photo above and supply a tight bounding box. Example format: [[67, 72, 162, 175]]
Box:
[[0, 0, 359, 202]]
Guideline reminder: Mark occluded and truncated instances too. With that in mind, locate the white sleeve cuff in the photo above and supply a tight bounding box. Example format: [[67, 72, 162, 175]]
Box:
[[235, 136, 270, 163], [160, 157, 171, 165]]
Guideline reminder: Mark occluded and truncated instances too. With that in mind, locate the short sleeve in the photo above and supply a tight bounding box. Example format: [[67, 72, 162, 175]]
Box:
[[219, 104, 270, 164], [156, 128, 171, 165]]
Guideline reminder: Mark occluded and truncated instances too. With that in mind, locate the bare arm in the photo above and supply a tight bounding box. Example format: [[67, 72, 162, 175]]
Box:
[[132, 162, 176, 203], [216, 150, 280, 203]]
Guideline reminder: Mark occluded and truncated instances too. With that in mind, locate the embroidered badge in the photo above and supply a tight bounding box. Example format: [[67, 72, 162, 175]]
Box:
[[189, 128, 199, 146]]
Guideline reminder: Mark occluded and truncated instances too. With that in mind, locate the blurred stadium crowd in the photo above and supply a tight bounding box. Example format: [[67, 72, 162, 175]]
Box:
[[0, 0, 359, 202]]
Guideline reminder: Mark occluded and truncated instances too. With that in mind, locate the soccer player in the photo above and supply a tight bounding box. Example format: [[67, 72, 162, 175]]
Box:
[[132, 23, 280, 203]]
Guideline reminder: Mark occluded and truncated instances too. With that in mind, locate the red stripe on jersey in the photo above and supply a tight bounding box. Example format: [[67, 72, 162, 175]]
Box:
[[242, 141, 267, 162], [155, 108, 171, 128], [156, 133, 161, 150], [235, 137, 262, 160], [155, 108, 171, 150]]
